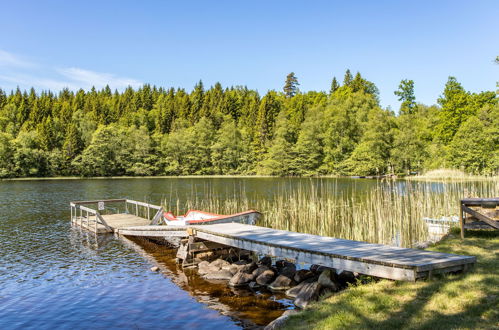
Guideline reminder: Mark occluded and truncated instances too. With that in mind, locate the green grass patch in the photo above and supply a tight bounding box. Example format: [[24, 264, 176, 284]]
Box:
[[283, 230, 499, 329]]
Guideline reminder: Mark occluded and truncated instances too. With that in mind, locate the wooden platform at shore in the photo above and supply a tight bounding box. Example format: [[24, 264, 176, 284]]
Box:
[[118, 223, 476, 281], [73, 214, 151, 234]]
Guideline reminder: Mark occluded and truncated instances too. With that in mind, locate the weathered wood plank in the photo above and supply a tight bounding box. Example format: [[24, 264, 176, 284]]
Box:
[[118, 229, 187, 237], [462, 205, 499, 229], [190, 224, 476, 273], [461, 197, 499, 206], [194, 230, 417, 281]]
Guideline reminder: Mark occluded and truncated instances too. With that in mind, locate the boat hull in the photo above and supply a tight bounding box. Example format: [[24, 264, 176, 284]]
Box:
[[164, 210, 261, 226]]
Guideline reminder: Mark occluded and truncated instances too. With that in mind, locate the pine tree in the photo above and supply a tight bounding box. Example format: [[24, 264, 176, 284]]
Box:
[[190, 80, 205, 123], [211, 117, 244, 174], [283, 72, 299, 98], [343, 69, 353, 86], [350, 72, 364, 92], [256, 91, 282, 147], [62, 123, 83, 160], [0, 88, 6, 110], [330, 77, 339, 94], [154, 90, 175, 134]]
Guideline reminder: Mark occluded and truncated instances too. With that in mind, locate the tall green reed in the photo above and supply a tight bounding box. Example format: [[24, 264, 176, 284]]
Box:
[[161, 179, 499, 247]]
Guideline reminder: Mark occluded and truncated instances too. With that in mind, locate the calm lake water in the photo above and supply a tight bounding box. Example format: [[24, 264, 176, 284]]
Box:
[[0, 177, 495, 329]]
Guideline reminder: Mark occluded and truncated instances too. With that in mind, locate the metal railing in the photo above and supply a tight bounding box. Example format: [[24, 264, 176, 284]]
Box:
[[70, 199, 164, 232]]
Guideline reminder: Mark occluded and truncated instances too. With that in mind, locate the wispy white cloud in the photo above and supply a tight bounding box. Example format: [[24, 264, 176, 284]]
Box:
[[0, 49, 142, 92], [58, 67, 142, 89], [0, 49, 36, 68], [0, 73, 78, 91]]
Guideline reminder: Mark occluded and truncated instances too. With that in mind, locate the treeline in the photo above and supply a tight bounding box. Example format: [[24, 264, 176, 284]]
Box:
[[0, 70, 497, 178]]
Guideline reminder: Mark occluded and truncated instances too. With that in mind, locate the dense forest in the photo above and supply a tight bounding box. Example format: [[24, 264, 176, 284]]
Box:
[[0, 69, 497, 178]]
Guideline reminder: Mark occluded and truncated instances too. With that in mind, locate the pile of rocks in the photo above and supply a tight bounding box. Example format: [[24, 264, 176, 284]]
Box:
[[195, 255, 359, 309]]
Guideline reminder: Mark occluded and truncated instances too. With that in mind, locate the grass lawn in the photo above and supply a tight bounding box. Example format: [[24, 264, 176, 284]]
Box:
[[283, 229, 498, 329]]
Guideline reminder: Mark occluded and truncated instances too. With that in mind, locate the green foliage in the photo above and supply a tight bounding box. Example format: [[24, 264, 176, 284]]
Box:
[[436, 77, 496, 144], [0, 73, 496, 178], [350, 72, 380, 97], [343, 69, 353, 86], [394, 79, 416, 115], [293, 107, 325, 175], [256, 91, 282, 148], [210, 117, 247, 174], [322, 91, 377, 173], [343, 108, 395, 175], [161, 117, 215, 175], [0, 132, 14, 177], [76, 125, 125, 176], [258, 111, 295, 176], [391, 106, 434, 173], [330, 77, 340, 95], [448, 104, 499, 174], [283, 72, 299, 98]]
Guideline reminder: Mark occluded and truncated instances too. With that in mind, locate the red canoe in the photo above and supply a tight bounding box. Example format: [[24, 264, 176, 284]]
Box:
[[163, 209, 261, 226]]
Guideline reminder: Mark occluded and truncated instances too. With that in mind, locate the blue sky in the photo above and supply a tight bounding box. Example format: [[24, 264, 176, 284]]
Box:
[[0, 0, 497, 109]]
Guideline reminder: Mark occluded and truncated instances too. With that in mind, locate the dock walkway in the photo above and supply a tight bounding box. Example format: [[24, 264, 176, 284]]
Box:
[[119, 223, 476, 281]]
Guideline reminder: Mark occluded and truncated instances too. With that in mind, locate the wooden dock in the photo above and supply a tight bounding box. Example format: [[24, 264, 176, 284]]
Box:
[[70, 199, 163, 233], [71, 199, 476, 282], [118, 223, 476, 282]]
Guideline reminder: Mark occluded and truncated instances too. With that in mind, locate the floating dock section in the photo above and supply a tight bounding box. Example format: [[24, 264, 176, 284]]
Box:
[[70, 199, 163, 234]]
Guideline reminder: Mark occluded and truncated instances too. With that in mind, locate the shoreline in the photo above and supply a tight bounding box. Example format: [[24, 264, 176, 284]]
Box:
[[281, 229, 498, 329], [2, 174, 497, 182]]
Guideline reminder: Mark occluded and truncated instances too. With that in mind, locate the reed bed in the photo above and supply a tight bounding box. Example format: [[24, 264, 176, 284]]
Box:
[[161, 179, 499, 247], [407, 168, 499, 181]]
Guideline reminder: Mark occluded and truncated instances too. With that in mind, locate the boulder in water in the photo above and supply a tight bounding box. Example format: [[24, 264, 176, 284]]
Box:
[[294, 269, 314, 283], [198, 261, 220, 276], [203, 269, 234, 280], [229, 271, 256, 287], [269, 274, 297, 291], [286, 277, 316, 298], [209, 259, 231, 269], [252, 265, 271, 278], [221, 263, 240, 275], [256, 269, 276, 286], [236, 261, 258, 274]]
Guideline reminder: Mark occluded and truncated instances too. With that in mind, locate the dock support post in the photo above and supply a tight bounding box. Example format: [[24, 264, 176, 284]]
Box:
[[136, 203, 138, 216], [147, 205, 150, 220], [459, 201, 464, 239]]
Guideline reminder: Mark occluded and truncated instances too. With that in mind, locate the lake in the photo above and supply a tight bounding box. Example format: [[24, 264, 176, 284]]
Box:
[[0, 177, 496, 329]]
